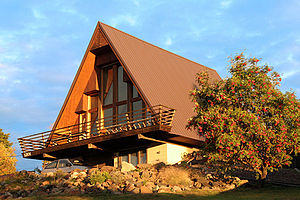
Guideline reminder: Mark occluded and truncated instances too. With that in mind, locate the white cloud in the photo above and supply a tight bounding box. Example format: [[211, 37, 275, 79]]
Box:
[[110, 14, 138, 28], [220, 0, 233, 9], [165, 36, 173, 46], [59, 7, 89, 22], [281, 70, 300, 79], [0, 64, 22, 83], [130, 0, 141, 7], [189, 26, 208, 39], [32, 8, 46, 20]]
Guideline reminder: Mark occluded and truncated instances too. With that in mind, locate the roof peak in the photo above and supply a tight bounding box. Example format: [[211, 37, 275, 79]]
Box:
[[98, 21, 217, 73]]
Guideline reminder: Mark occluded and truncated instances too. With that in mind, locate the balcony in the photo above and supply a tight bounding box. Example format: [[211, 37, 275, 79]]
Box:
[[18, 105, 175, 159]]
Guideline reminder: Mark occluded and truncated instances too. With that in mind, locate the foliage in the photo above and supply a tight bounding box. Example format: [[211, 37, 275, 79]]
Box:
[[0, 128, 12, 148], [89, 170, 111, 185], [0, 143, 17, 175], [0, 129, 17, 175], [158, 166, 192, 186], [187, 52, 300, 181]]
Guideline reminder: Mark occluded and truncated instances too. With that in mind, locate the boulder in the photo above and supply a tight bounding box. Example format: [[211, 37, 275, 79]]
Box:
[[132, 171, 140, 179], [134, 181, 143, 187], [172, 186, 182, 192], [43, 172, 54, 177], [101, 166, 116, 173], [70, 172, 79, 179], [141, 171, 151, 179], [140, 185, 152, 194], [158, 185, 171, 193], [88, 168, 98, 175], [145, 181, 155, 189], [238, 179, 249, 186], [225, 184, 236, 190], [125, 184, 136, 193], [137, 163, 152, 169], [107, 184, 119, 193], [131, 187, 140, 194], [79, 171, 87, 178], [121, 162, 136, 172], [41, 181, 50, 186], [193, 181, 203, 189]]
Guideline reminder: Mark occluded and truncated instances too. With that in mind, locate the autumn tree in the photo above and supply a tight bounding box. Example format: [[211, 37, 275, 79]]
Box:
[[187, 53, 300, 185], [0, 129, 17, 175]]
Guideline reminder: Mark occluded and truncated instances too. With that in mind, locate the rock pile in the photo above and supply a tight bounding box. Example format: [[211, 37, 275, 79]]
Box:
[[0, 163, 248, 199]]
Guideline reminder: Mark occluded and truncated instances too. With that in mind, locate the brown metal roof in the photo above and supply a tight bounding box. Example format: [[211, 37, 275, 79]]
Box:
[[99, 22, 222, 141]]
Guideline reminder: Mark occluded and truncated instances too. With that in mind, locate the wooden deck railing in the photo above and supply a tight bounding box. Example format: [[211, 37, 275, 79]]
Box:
[[18, 105, 175, 156]]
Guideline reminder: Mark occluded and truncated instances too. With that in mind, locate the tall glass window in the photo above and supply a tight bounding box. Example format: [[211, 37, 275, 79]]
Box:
[[133, 100, 143, 120], [118, 67, 127, 102], [104, 108, 113, 127], [103, 67, 113, 106], [117, 104, 127, 124], [122, 155, 129, 162], [131, 152, 138, 166], [132, 85, 139, 98], [100, 64, 145, 127], [140, 150, 147, 164]]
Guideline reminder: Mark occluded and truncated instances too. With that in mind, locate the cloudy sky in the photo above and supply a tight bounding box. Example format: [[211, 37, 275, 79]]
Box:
[[0, 0, 299, 170]]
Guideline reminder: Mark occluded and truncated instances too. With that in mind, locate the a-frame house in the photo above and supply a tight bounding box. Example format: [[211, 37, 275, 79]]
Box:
[[19, 22, 221, 167]]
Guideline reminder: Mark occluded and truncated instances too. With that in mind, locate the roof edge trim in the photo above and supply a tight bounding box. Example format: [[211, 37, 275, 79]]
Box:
[[52, 22, 101, 130]]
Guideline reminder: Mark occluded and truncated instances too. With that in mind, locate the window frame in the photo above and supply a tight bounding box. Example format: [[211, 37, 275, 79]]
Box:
[[100, 65, 144, 124]]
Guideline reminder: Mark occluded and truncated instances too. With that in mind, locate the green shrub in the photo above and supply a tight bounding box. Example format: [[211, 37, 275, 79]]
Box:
[[110, 171, 125, 185], [89, 170, 111, 185]]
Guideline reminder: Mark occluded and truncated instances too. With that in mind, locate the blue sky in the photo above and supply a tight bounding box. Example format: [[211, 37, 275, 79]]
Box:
[[0, 0, 299, 170]]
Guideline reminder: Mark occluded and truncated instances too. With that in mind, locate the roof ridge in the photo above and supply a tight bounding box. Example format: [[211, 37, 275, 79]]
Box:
[[99, 21, 217, 73]]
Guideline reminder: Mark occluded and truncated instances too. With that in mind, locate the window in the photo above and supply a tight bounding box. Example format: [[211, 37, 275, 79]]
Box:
[[140, 150, 147, 164], [133, 100, 143, 120], [122, 155, 129, 162], [58, 159, 72, 168], [117, 104, 127, 124], [104, 108, 113, 126], [118, 67, 127, 102], [45, 160, 58, 169], [132, 85, 139, 98], [131, 152, 138, 166], [103, 67, 113, 106], [118, 149, 147, 167]]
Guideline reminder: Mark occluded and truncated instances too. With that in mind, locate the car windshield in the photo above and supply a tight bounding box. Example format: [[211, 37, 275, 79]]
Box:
[[45, 160, 58, 169], [58, 159, 72, 168]]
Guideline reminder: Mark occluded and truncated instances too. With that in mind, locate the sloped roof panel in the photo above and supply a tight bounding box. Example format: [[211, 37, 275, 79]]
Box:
[[100, 22, 221, 141]]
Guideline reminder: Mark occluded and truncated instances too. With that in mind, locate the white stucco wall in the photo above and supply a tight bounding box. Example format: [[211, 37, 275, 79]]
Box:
[[166, 143, 194, 164], [147, 144, 168, 164]]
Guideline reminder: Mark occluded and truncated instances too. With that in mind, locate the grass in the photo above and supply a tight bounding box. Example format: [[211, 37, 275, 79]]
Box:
[[158, 166, 192, 186], [24, 184, 300, 200]]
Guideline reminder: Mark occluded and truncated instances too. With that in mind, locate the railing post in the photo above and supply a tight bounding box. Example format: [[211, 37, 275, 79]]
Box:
[[158, 105, 162, 125], [41, 133, 44, 148], [68, 127, 72, 143], [125, 113, 132, 130]]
